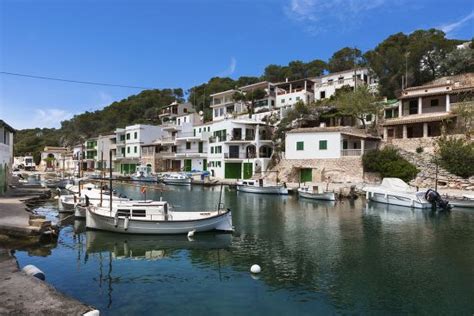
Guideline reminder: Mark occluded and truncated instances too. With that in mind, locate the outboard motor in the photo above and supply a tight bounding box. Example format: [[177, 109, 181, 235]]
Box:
[[425, 189, 451, 211]]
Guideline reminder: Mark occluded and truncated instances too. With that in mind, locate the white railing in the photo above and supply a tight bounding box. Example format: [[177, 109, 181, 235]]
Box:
[[341, 149, 362, 156]]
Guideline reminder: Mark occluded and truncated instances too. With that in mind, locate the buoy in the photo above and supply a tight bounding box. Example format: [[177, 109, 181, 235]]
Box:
[[22, 264, 45, 280], [250, 264, 261, 274], [187, 229, 196, 238], [83, 309, 100, 316]]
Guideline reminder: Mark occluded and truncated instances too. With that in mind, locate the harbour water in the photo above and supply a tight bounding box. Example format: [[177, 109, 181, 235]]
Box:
[[14, 184, 474, 315]]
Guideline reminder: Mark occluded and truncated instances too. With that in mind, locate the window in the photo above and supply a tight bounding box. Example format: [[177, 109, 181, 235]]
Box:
[[328, 79, 333, 85], [385, 109, 393, 119], [127, 147, 130, 153], [365, 114, 373, 122], [271, 100, 275, 106], [186, 142, 191, 150], [431, 99, 439, 107], [126, 133, 130, 140], [219, 108, 224, 116], [134, 146, 137, 153], [120, 135, 125, 141], [211, 147, 214, 154], [134, 132, 137, 139], [184, 117, 187, 123], [320, 91, 326, 99], [199, 128, 201, 133], [184, 108, 188, 113], [208, 127, 211, 132], [178, 119, 181, 125], [217, 161, 221, 167], [281, 99, 285, 104], [409, 100, 418, 114], [319, 140, 327, 150], [214, 109, 219, 117], [296, 141, 304, 151], [296, 96, 301, 101], [338, 77, 344, 84]]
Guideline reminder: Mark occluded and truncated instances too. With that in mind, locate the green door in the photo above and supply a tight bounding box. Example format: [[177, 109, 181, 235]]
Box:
[[184, 159, 192, 172], [198, 142, 203, 153], [225, 162, 242, 179], [243, 162, 253, 179], [300, 168, 312, 183], [203, 159, 207, 171]]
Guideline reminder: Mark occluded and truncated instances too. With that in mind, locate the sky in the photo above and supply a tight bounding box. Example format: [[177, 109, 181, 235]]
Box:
[[0, 0, 473, 130]]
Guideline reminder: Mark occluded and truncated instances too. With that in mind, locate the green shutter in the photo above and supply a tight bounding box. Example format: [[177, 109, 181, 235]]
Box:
[[243, 163, 253, 179], [296, 141, 304, 151], [225, 163, 242, 179], [198, 142, 203, 153], [203, 159, 207, 171], [184, 159, 192, 172], [319, 140, 327, 150], [300, 168, 312, 182]]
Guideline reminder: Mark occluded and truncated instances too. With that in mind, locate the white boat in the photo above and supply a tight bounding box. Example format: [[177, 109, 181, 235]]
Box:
[[131, 165, 157, 182], [161, 173, 192, 186], [236, 179, 288, 195], [298, 186, 336, 201], [85, 200, 233, 235], [364, 178, 433, 209], [449, 194, 474, 209]]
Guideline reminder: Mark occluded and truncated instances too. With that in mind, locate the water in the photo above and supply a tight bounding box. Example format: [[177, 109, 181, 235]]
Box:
[[14, 184, 474, 315]]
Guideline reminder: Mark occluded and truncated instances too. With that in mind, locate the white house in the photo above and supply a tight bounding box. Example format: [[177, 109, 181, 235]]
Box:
[[206, 119, 274, 179], [313, 68, 377, 101], [115, 124, 163, 174], [0, 120, 14, 194], [275, 78, 315, 110], [159, 101, 194, 123], [39, 146, 69, 172], [285, 127, 380, 160]]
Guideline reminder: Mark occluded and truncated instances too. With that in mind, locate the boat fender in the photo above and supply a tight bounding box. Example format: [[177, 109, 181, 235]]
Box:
[[114, 212, 119, 227], [250, 264, 261, 274], [124, 216, 129, 231], [22, 264, 45, 280], [83, 309, 100, 316]]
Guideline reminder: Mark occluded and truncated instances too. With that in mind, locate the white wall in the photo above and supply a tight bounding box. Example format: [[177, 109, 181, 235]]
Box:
[[125, 125, 162, 158], [285, 132, 342, 159], [276, 91, 313, 108]]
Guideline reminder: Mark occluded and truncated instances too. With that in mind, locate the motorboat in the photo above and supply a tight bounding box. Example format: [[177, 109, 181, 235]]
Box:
[[161, 173, 192, 186], [364, 178, 448, 209], [131, 165, 157, 182], [236, 179, 288, 195], [449, 194, 474, 209], [85, 200, 233, 235], [298, 185, 336, 201]]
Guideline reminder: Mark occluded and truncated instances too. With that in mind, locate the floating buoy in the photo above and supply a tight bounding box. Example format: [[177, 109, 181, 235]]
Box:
[[250, 264, 261, 274], [83, 309, 100, 316], [187, 229, 196, 238], [22, 264, 45, 280]]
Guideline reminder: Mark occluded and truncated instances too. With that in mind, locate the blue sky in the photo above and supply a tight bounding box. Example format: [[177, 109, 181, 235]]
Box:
[[1, 0, 473, 129]]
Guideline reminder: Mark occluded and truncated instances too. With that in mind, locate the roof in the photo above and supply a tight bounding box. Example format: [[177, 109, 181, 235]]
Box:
[[209, 89, 236, 97], [43, 146, 68, 153], [400, 73, 474, 99], [382, 113, 457, 126], [0, 119, 15, 133], [287, 126, 380, 139]]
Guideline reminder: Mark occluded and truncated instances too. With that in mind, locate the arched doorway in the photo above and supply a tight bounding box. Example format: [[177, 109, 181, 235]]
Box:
[[246, 145, 256, 158], [259, 145, 273, 158]]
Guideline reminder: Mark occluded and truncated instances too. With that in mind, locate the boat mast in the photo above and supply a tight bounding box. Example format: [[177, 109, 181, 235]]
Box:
[[109, 150, 113, 215]]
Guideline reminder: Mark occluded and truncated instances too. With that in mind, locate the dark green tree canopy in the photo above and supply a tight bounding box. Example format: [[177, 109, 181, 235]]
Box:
[[328, 47, 365, 73]]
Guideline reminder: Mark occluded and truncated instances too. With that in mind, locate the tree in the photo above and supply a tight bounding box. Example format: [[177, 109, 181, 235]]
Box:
[[335, 86, 378, 128], [233, 89, 267, 118], [440, 47, 474, 76], [328, 47, 364, 73], [363, 147, 419, 182], [436, 137, 474, 178]]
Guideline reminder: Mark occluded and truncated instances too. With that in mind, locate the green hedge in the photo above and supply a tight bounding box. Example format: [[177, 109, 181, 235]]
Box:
[[437, 137, 474, 178], [363, 147, 418, 182]]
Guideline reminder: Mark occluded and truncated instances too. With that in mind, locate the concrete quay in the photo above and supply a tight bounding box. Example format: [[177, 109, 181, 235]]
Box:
[[0, 249, 93, 315]]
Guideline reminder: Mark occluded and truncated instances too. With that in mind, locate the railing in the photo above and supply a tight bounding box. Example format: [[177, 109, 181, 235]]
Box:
[[175, 132, 196, 138], [341, 149, 362, 156]]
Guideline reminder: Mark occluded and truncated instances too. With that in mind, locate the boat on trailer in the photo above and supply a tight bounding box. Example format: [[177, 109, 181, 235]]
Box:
[[298, 185, 336, 201], [364, 178, 449, 209], [161, 173, 192, 186], [236, 179, 288, 195], [85, 200, 233, 234]]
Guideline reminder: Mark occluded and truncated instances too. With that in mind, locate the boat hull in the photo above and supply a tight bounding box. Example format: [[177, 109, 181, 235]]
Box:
[[86, 209, 233, 234], [162, 179, 192, 186], [237, 185, 288, 195], [131, 176, 157, 182], [298, 190, 336, 201], [75, 205, 87, 218], [449, 199, 474, 209], [368, 192, 432, 209]]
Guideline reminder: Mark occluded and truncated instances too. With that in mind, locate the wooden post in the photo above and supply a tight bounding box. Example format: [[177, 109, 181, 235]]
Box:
[[109, 150, 113, 215]]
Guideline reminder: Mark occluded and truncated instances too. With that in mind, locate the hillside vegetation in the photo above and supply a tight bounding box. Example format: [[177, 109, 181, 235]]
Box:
[[14, 29, 472, 159]]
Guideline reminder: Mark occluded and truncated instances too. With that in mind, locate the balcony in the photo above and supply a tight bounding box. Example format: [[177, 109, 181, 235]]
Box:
[[341, 149, 362, 156]]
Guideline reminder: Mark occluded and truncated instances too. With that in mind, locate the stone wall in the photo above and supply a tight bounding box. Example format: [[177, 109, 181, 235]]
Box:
[[268, 157, 370, 184]]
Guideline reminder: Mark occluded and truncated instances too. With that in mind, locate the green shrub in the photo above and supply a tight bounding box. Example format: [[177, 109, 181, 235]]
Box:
[[363, 147, 418, 182], [416, 146, 424, 154], [437, 137, 474, 178]]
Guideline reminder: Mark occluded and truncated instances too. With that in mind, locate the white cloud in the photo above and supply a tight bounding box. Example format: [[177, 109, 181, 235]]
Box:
[[285, 0, 393, 34], [437, 11, 474, 35], [219, 57, 237, 76], [33, 108, 74, 128]]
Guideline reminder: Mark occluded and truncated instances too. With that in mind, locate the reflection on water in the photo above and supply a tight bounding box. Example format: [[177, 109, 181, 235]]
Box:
[[14, 185, 474, 315]]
